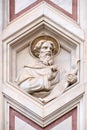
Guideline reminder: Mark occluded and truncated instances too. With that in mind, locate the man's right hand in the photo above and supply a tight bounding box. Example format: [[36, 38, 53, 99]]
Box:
[[48, 66, 58, 81]]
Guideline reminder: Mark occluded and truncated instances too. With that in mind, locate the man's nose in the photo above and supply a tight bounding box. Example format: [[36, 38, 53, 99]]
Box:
[[47, 47, 51, 52]]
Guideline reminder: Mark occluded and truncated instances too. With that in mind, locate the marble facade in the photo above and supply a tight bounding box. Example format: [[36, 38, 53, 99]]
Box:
[[0, 0, 87, 130]]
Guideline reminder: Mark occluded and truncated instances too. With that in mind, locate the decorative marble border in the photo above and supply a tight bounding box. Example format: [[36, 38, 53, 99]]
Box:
[[45, 0, 77, 21], [9, 0, 42, 21], [9, 0, 77, 21], [9, 107, 77, 130]]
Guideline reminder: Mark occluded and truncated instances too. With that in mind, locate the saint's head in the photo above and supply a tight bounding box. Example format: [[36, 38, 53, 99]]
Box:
[[34, 40, 57, 65], [30, 36, 60, 65]]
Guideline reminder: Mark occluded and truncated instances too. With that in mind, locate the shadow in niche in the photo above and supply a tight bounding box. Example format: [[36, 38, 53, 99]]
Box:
[[31, 90, 51, 98]]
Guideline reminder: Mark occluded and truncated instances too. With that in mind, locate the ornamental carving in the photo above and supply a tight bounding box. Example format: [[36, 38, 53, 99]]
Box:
[[16, 35, 79, 103]]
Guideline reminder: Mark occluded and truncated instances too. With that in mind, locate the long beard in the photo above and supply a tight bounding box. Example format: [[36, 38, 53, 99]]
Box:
[[39, 53, 54, 66]]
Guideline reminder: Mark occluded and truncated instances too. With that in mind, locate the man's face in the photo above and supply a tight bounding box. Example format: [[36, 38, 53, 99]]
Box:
[[40, 41, 53, 56], [39, 41, 54, 65]]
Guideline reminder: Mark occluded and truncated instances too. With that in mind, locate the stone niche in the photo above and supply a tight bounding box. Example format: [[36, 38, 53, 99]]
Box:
[[7, 24, 79, 93], [3, 23, 82, 127]]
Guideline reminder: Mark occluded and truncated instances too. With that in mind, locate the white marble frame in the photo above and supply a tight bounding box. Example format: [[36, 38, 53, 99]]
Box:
[[2, 1, 85, 129], [7, 25, 79, 84], [2, 22, 84, 127], [2, 26, 81, 107], [2, 14, 84, 123], [3, 87, 84, 129], [3, 19, 81, 83]]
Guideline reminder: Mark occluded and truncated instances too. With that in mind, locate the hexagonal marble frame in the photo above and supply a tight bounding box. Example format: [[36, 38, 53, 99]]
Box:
[[2, 2, 84, 128]]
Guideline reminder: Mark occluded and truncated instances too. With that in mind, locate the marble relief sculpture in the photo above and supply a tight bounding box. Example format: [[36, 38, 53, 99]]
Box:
[[16, 36, 79, 103]]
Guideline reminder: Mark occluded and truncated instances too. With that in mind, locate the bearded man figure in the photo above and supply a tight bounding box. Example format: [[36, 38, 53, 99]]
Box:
[[16, 36, 79, 103]]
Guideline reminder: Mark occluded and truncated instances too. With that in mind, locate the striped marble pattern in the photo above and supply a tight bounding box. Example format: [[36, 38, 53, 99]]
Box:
[[15, 116, 72, 130], [50, 0, 72, 13], [15, 0, 37, 14]]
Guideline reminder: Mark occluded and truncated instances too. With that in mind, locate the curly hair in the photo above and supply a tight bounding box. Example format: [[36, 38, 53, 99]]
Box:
[[33, 40, 56, 57]]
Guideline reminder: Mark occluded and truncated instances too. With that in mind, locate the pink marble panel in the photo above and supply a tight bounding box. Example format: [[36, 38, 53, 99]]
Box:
[[9, 0, 42, 21], [9, 0, 77, 21], [9, 107, 77, 130], [45, 0, 77, 21]]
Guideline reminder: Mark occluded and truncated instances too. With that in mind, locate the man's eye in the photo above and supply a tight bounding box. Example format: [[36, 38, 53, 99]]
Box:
[[44, 47, 47, 49]]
